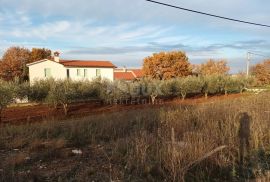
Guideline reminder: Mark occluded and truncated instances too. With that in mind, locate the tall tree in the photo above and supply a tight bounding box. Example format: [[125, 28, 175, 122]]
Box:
[[198, 59, 230, 76], [0, 47, 52, 81], [142, 51, 192, 80], [0, 47, 31, 81], [31, 48, 52, 62], [251, 60, 270, 85]]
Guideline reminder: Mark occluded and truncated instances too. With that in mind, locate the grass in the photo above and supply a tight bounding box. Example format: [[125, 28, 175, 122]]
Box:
[[1, 92, 270, 181]]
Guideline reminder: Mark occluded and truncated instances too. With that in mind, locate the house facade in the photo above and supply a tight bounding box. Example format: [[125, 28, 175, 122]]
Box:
[[27, 52, 116, 83]]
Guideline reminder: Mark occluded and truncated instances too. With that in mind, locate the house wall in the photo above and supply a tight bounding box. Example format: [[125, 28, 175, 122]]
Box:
[[28, 60, 66, 83], [28, 60, 114, 83], [66, 67, 114, 81]]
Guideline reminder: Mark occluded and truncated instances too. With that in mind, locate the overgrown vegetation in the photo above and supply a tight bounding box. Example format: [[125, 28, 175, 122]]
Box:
[[1, 93, 270, 181]]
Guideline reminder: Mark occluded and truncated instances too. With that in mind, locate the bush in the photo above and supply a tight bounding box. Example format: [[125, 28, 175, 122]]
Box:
[[0, 80, 15, 121], [13, 80, 30, 100], [223, 76, 240, 95], [175, 76, 204, 100], [235, 76, 255, 93], [28, 79, 52, 103], [160, 79, 177, 98]]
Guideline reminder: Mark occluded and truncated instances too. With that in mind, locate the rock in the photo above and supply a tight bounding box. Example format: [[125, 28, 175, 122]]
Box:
[[72, 149, 82, 155]]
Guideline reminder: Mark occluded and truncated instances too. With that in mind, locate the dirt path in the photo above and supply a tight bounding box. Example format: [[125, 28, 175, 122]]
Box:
[[1, 93, 246, 125]]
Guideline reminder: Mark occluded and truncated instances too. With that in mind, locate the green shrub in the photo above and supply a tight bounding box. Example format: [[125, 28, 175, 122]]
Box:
[[28, 79, 52, 102], [175, 76, 204, 100], [0, 80, 15, 121]]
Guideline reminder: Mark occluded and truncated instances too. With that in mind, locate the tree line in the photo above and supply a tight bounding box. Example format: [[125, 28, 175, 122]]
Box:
[[0, 47, 269, 84], [0, 75, 254, 121], [142, 51, 270, 84]]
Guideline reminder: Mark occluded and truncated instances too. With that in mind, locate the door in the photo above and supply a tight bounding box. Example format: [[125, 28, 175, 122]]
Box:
[[67, 69, 70, 78]]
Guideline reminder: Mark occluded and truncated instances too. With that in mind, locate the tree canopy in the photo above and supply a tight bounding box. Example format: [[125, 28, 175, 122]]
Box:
[[31, 48, 52, 62], [0, 47, 31, 81], [142, 51, 192, 80], [0, 47, 52, 81], [251, 60, 270, 85], [197, 59, 230, 76]]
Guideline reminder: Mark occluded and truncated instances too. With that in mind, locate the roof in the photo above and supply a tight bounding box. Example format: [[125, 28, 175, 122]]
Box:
[[26, 59, 51, 66], [27, 59, 116, 68], [60, 60, 116, 68], [114, 72, 136, 80], [114, 68, 144, 80], [130, 69, 143, 78]]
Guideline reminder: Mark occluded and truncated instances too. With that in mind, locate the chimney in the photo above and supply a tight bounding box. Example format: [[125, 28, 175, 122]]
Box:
[[123, 66, 127, 72], [54, 51, 60, 62]]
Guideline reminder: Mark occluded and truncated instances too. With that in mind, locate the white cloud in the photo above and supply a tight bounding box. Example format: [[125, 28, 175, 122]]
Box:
[[0, 0, 270, 72], [10, 21, 71, 39]]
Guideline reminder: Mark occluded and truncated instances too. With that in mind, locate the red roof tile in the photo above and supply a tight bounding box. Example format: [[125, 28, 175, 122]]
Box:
[[114, 72, 136, 80], [130, 69, 143, 78], [60, 60, 116, 68]]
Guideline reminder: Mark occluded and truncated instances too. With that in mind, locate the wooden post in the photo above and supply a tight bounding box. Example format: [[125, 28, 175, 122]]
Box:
[[238, 112, 251, 175]]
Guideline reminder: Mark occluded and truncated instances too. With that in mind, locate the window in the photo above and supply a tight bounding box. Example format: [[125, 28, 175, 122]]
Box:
[[84, 69, 87, 77], [67, 69, 70, 78], [77, 69, 82, 76], [96, 69, 101, 77], [44, 68, 51, 77]]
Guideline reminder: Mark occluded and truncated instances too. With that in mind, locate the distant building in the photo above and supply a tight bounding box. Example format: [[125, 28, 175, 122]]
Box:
[[27, 52, 116, 83], [114, 67, 143, 81]]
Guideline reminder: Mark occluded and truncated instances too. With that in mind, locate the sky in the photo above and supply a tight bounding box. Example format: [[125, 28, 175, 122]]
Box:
[[0, 0, 270, 73]]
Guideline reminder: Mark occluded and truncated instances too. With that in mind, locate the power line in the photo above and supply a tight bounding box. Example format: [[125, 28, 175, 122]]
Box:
[[246, 51, 269, 76], [145, 0, 270, 28], [248, 52, 269, 58]]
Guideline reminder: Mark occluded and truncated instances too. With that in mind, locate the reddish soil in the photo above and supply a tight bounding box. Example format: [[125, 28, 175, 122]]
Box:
[[1, 93, 246, 125]]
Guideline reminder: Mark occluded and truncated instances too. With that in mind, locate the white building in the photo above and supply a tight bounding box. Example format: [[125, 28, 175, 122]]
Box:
[[27, 52, 116, 83]]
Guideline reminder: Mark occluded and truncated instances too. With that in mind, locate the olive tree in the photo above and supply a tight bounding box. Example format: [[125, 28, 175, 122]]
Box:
[[28, 79, 52, 103], [201, 75, 223, 99], [175, 76, 204, 100], [46, 80, 78, 115], [235, 76, 254, 93], [0, 80, 15, 122], [160, 79, 177, 98], [147, 79, 163, 104], [222, 76, 239, 95], [13, 80, 30, 101], [91, 78, 112, 102]]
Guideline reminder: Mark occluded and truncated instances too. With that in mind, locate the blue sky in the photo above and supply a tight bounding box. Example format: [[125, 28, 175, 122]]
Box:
[[0, 0, 270, 73]]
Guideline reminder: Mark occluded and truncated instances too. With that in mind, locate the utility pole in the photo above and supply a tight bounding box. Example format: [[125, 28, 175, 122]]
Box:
[[246, 51, 269, 77], [246, 52, 251, 76]]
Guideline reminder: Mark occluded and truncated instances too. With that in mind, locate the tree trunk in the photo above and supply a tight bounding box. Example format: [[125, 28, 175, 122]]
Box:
[[53, 102, 58, 109], [0, 108, 2, 122], [204, 92, 208, 99], [225, 90, 228, 96], [181, 92, 186, 100], [240, 88, 243, 94], [150, 94, 157, 104], [62, 103, 68, 116]]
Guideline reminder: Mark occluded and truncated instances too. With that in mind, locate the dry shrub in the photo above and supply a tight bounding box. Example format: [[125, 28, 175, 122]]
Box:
[[29, 138, 66, 152], [8, 138, 27, 149], [5, 153, 28, 167], [1, 93, 270, 181]]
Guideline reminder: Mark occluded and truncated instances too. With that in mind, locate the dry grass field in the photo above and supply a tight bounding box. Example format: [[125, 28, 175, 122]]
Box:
[[1, 92, 270, 181]]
